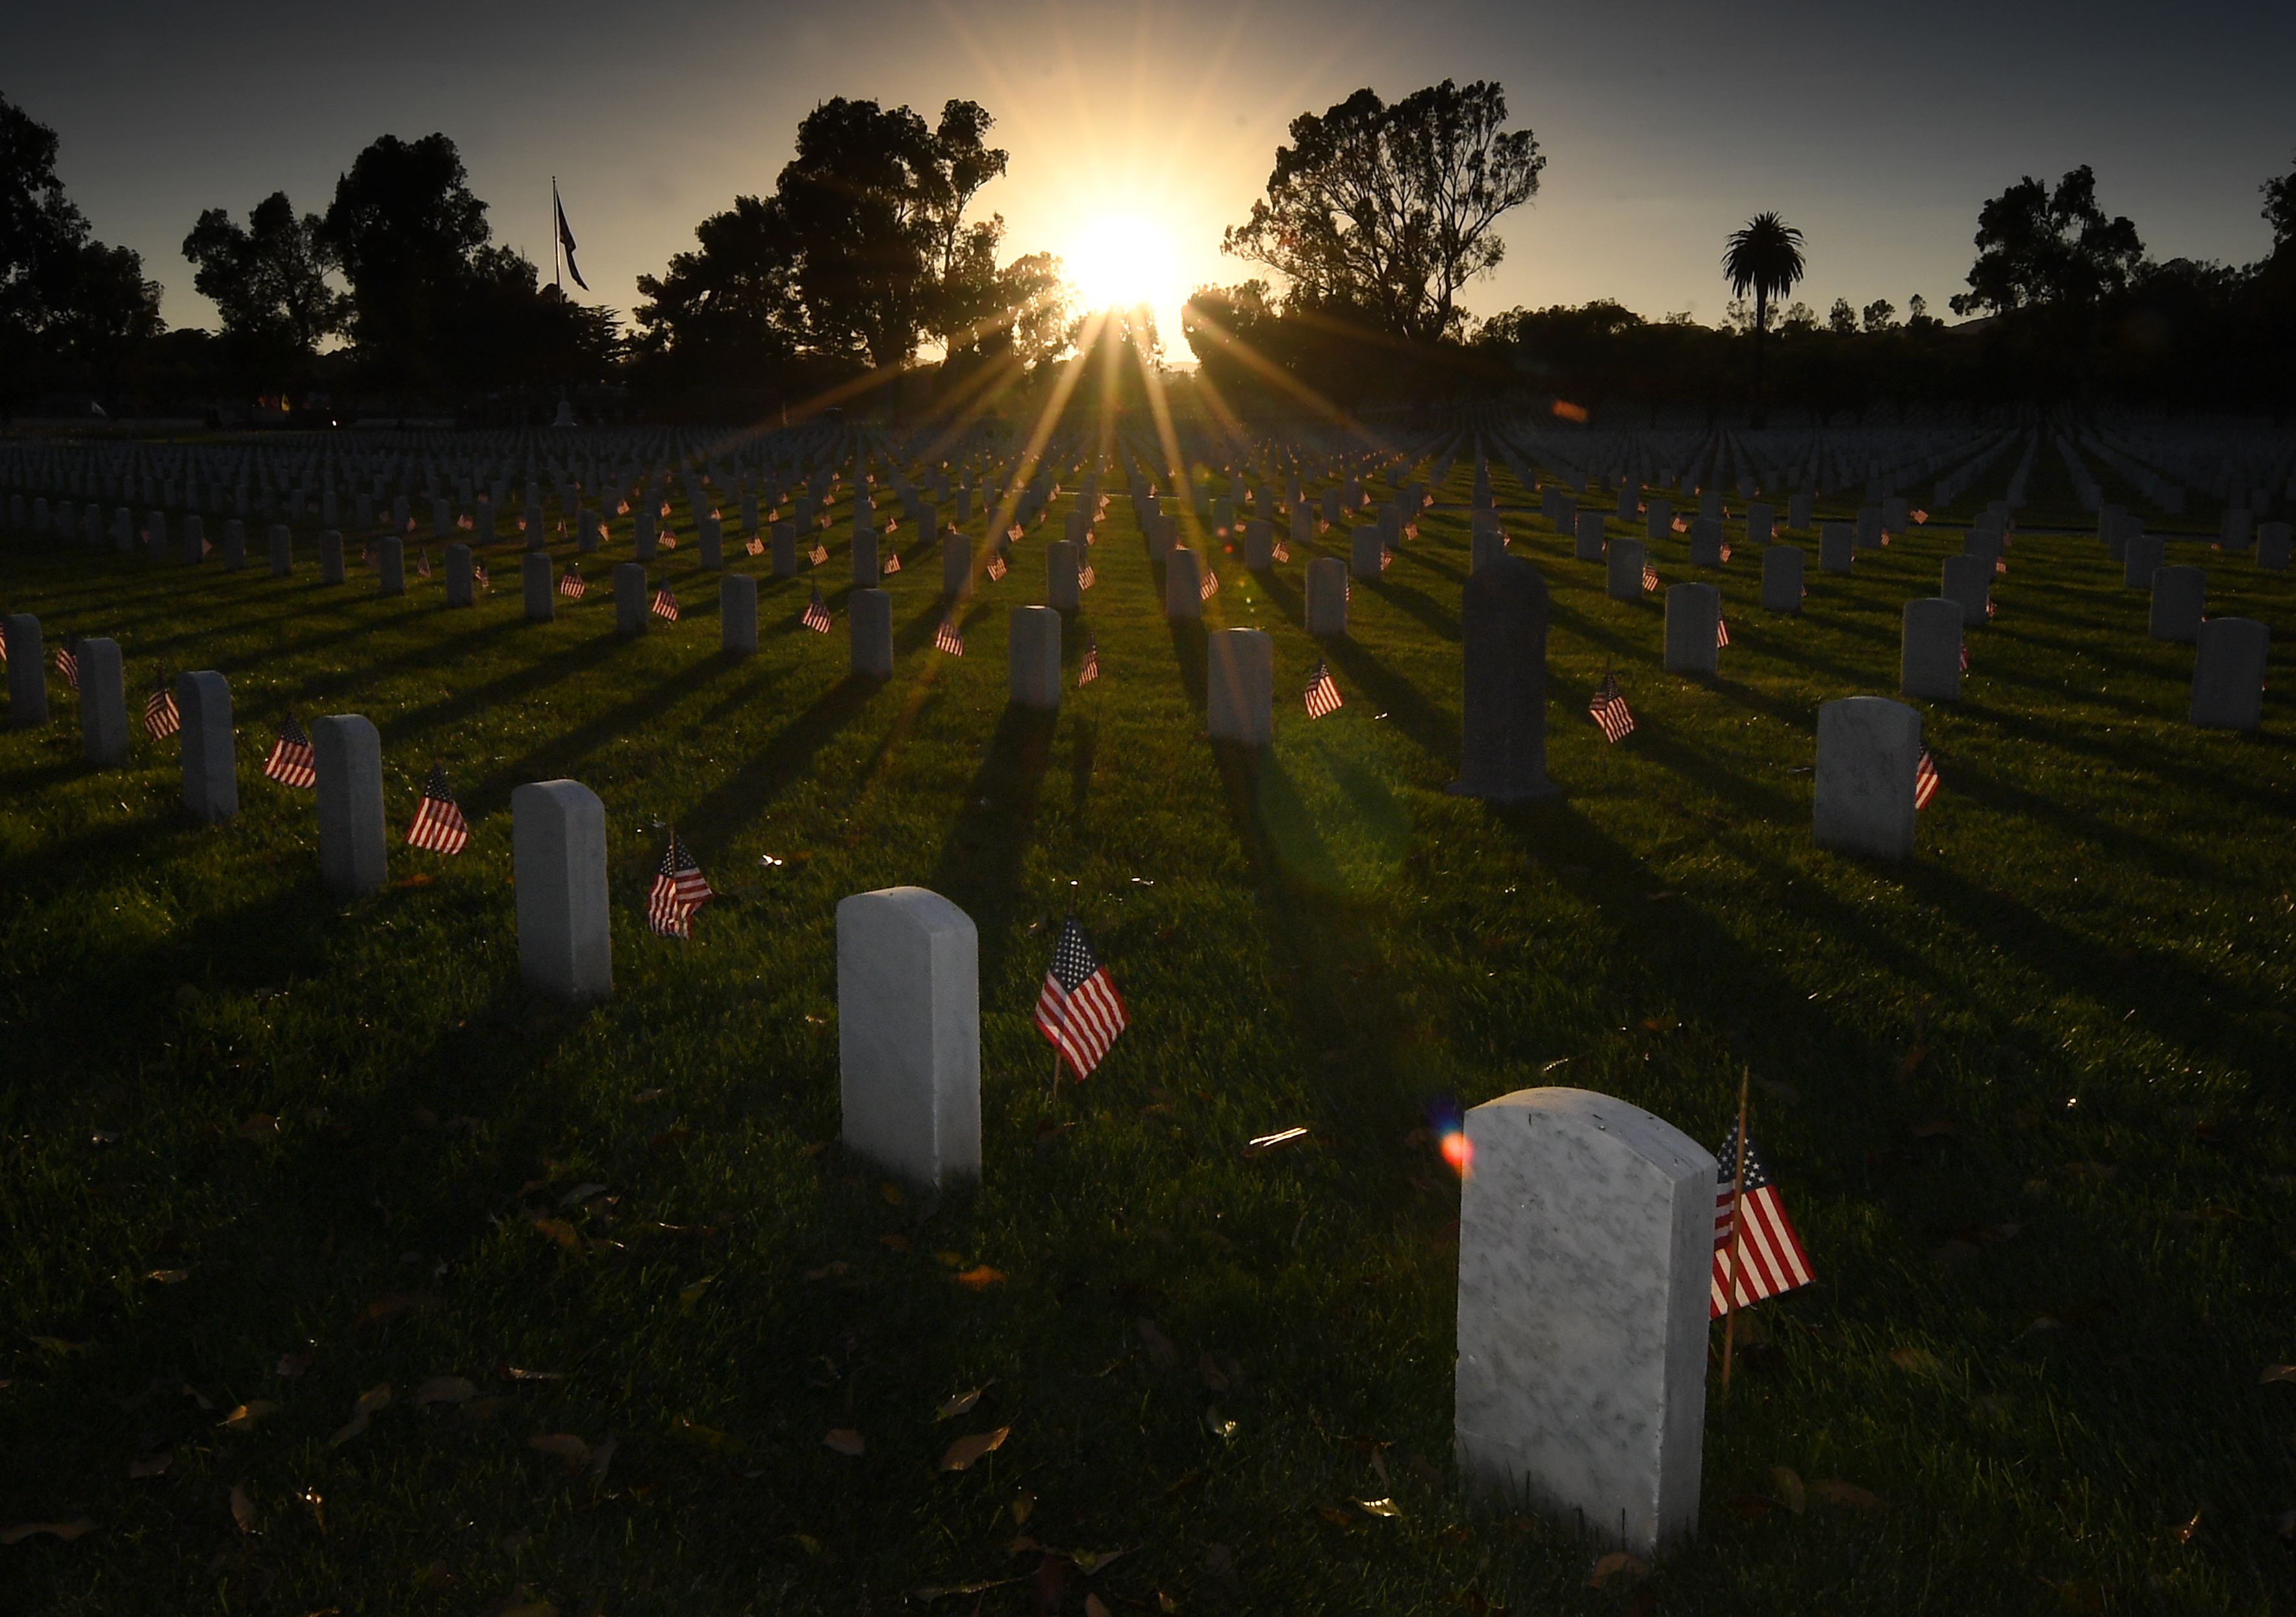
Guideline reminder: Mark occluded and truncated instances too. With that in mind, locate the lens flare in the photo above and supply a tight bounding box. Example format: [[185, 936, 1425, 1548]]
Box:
[[1428, 1097, 1471, 1180], [1440, 1130, 1472, 1178]]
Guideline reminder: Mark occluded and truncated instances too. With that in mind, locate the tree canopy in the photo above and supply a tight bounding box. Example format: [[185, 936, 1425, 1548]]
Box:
[[182, 191, 346, 388], [1949, 165, 2143, 318]]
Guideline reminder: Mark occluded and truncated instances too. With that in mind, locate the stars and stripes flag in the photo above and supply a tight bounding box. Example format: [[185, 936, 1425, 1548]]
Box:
[[987, 553, 1007, 581], [801, 587, 833, 633], [1960, 641, 1970, 674], [417, 548, 432, 578], [473, 561, 489, 589], [54, 639, 79, 692], [1378, 547, 1393, 572], [935, 615, 965, 657], [1715, 615, 1731, 649], [1078, 639, 1100, 687], [560, 565, 587, 599], [406, 764, 469, 855], [1304, 660, 1343, 719], [651, 585, 679, 622], [809, 540, 829, 567], [1994, 555, 2007, 576], [1589, 672, 1635, 743], [1672, 515, 1689, 533], [1984, 596, 1997, 620], [746, 534, 764, 556], [1007, 523, 1025, 544], [1034, 917, 1128, 1078], [143, 669, 179, 741], [1914, 748, 1941, 810], [1272, 537, 1290, 564], [1200, 565, 1220, 601], [264, 715, 316, 788], [1710, 1124, 1814, 1316], [1719, 541, 1733, 563], [646, 829, 713, 937], [883, 550, 902, 574], [1078, 562, 1095, 591], [1642, 561, 1659, 592], [659, 531, 678, 551]]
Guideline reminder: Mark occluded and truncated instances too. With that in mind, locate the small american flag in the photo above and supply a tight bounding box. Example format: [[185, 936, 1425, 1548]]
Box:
[[1642, 562, 1659, 592], [1200, 565, 1220, 601], [406, 764, 469, 855], [144, 669, 179, 741], [651, 585, 679, 622], [560, 565, 586, 599], [1589, 672, 1635, 743], [1006, 523, 1024, 544], [1272, 537, 1290, 563], [1711, 1125, 1814, 1316], [646, 828, 714, 938], [1715, 615, 1731, 649], [883, 550, 902, 574], [616, 500, 631, 516], [1911, 509, 1930, 524], [457, 513, 472, 531], [1994, 556, 2006, 576], [473, 561, 489, 589], [54, 640, 79, 692], [746, 534, 764, 556], [1914, 748, 1941, 810], [935, 615, 965, 656], [1034, 917, 1128, 1078], [987, 554, 1007, 581], [1672, 516, 1689, 533], [801, 587, 832, 633], [1719, 542, 1733, 563], [1959, 642, 1969, 673], [1078, 639, 1100, 686], [1378, 548, 1393, 572], [418, 548, 431, 578], [1984, 597, 1997, 621], [1304, 660, 1343, 719], [1078, 562, 1095, 591], [809, 541, 829, 566], [264, 715, 316, 788], [660, 532, 677, 550]]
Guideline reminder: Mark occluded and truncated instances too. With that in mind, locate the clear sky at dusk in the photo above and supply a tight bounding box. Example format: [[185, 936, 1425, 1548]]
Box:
[[10, 0, 2292, 350]]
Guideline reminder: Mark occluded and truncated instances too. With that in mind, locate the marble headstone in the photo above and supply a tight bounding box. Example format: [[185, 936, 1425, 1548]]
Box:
[[837, 887, 981, 1189]]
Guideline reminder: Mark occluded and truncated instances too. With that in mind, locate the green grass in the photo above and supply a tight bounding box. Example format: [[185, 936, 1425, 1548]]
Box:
[[3, 442, 2294, 1614]]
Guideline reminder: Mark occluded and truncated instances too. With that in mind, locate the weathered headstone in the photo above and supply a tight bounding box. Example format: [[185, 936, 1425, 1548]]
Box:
[[1451, 556, 1558, 801], [1663, 583, 1720, 676], [1607, 537, 1647, 603], [1939, 555, 1991, 626], [721, 574, 758, 654], [5, 614, 46, 728], [1046, 539, 1080, 611], [178, 671, 236, 822], [1009, 605, 1061, 709], [1306, 556, 1348, 635], [77, 637, 127, 766], [837, 886, 980, 1188], [1819, 522, 1854, 575], [445, 542, 474, 607], [1814, 696, 1920, 859], [2190, 618, 2267, 730], [513, 780, 612, 1001], [1454, 1086, 1713, 1560], [377, 536, 405, 596], [1760, 544, 1803, 612], [614, 563, 647, 635], [1900, 598, 1963, 702], [2121, 533, 2165, 590], [1205, 628, 1273, 746], [2149, 565, 2204, 641], [850, 587, 893, 678], [522, 553, 553, 621], [1166, 549, 1204, 620], [313, 715, 387, 895]]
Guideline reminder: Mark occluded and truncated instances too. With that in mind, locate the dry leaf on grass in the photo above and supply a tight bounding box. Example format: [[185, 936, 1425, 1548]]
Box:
[[673, 1417, 741, 1456], [823, 1429, 865, 1457], [2259, 1365, 2296, 1384], [327, 1384, 392, 1447], [238, 1114, 279, 1141], [1811, 1479, 1886, 1512], [1889, 1347, 1942, 1375], [1198, 1351, 1228, 1392], [953, 1266, 1005, 1290], [1771, 1465, 1806, 1513], [218, 1400, 280, 1431], [939, 1427, 1010, 1471], [128, 1451, 172, 1479], [230, 1483, 257, 1533], [275, 1346, 315, 1378], [1136, 1318, 1176, 1366], [678, 1275, 717, 1313], [414, 1375, 476, 1407], [530, 1218, 582, 1253], [1357, 1497, 1401, 1518], [1587, 1551, 1648, 1588], [529, 1434, 591, 1470], [145, 1269, 190, 1284], [1, 1518, 95, 1546]]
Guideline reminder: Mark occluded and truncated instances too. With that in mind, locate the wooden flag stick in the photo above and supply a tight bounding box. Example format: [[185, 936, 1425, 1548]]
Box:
[[1722, 1063, 1751, 1398]]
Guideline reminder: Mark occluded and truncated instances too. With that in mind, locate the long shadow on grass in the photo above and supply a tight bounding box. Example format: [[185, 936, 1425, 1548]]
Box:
[[680, 676, 878, 848], [389, 626, 629, 756], [1259, 568, 1454, 775], [493, 653, 737, 789], [926, 706, 1057, 965]]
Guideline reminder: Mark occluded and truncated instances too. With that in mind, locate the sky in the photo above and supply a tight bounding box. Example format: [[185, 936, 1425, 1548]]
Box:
[[10, 0, 2293, 357]]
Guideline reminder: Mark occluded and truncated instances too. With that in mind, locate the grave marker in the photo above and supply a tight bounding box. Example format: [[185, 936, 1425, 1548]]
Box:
[[837, 887, 980, 1189], [313, 715, 387, 895], [178, 671, 236, 822], [1900, 598, 1963, 702], [1451, 555, 1558, 801], [1663, 584, 1721, 676], [1205, 628, 1273, 746], [1814, 696, 1921, 859], [77, 637, 127, 766], [513, 780, 612, 1000], [2190, 618, 2267, 730]]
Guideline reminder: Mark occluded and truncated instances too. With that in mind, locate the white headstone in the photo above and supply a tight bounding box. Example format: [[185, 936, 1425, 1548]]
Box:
[[1814, 696, 1920, 859], [177, 670, 236, 822], [1009, 605, 1060, 709], [1663, 584, 1719, 676], [1206, 628, 1273, 746], [721, 574, 758, 654], [1606, 537, 1646, 603], [1306, 556, 1348, 635], [2148, 565, 2204, 642], [5, 614, 47, 728], [2190, 618, 2267, 730], [77, 637, 127, 765], [837, 887, 980, 1189], [850, 587, 893, 678], [1900, 598, 1963, 703], [513, 780, 612, 1000], [313, 714, 387, 895]]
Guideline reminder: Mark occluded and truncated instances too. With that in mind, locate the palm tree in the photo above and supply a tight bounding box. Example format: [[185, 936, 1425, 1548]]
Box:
[[1722, 212, 1806, 426]]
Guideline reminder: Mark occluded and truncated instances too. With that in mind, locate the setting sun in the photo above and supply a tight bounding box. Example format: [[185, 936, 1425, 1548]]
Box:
[[1063, 213, 1182, 317]]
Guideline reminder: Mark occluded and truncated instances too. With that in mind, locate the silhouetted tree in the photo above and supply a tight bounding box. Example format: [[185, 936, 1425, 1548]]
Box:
[[320, 133, 492, 390], [1722, 211, 1804, 424], [1950, 166, 2143, 318], [2261, 155, 2295, 250], [182, 191, 346, 392]]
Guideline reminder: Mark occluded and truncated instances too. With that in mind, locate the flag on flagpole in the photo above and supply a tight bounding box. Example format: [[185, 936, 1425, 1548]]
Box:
[[1033, 918, 1128, 1078], [554, 182, 590, 292], [407, 764, 470, 855], [1078, 639, 1100, 687], [935, 615, 965, 656], [1303, 660, 1343, 719], [1915, 748, 1941, 810], [1589, 672, 1635, 743], [986, 553, 1007, 581], [801, 587, 832, 633], [143, 669, 179, 741], [560, 565, 586, 599], [651, 585, 679, 622], [1272, 537, 1290, 564], [264, 715, 316, 787], [1709, 1124, 1814, 1316]]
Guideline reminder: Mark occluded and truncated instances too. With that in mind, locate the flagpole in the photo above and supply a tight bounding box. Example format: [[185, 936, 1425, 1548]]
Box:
[[551, 177, 561, 293], [1722, 1063, 1750, 1398]]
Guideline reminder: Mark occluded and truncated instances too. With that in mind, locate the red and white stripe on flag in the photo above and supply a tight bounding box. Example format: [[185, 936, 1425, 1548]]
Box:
[[144, 683, 179, 741], [1715, 615, 1731, 649], [407, 779, 470, 855], [651, 587, 679, 622], [1033, 919, 1128, 1078], [1914, 748, 1941, 810], [1710, 1184, 1815, 1315], [935, 618, 965, 657], [560, 568, 586, 598]]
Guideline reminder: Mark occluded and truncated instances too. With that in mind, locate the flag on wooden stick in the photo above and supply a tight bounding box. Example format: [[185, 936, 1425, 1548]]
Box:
[[560, 565, 587, 599], [1078, 639, 1100, 687], [1914, 748, 1941, 810], [651, 585, 679, 622], [264, 715, 316, 788], [646, 829, 712, 937], [1710, 1123, 1814, 1316], [1034, 917, 1128, 1078], [1303, 660, 1343, 719], [1715, 615, 1731, 649], [406, 764, 469, 855], [1588, 672, 1635, 743], [801, 587, 832, 634], [143, 668, 179, 741], [935, 615, 965, 657]]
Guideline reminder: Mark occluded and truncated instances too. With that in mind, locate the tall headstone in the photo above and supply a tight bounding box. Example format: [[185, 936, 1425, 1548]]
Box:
[[1306, 555, 1349, 635], [522, 553, 554, 622], [1814, 696, 1920, 859], [4, 614, 46, 728], [1350, 525, 1384, 580], [2257, 521, 2291, 571], [1687, 517, 1724, 568], [1166, 550, 1204, 620], [377, 535, 405, 596], [320, 529, 344, 584], [266, 523, 292, 576], [145, 511, 168, 563], [837, 886, 980, 1189], [77, 637, 127, 766], [635, 507, 657, 562], [2121, 533, 2164, 590], [850, 587, 893, 678], [940, 529, 970, 598], [1205, 628, 1272, 747], [2148, 565, 2204, 642], [698, 514, 724, 570], [773, 520, 800, 579], [2190, 618, 2267, 730], [1009, 605, 1061, 709], [313, 715, 387, 895], [721, 574, 758, 654], [614, 563, 648, 635], [1574, 511, 1606, 563], [1663, 584, 1720, 676], [177, 671, 236, 822], [1645, 498, 1672, 541], [1243, 518, 1273, 569], [1046, 539, 1080, 611], [1760, 544, 1803, 612], [1450, 555, 1558, 802], [1818, 522, 1854, 575], [1606, 537, 1647, 603], [1455, 1086, 1713, 1560], [513, 780, 612, 1001], [1900, 598, 1963, 702], [1746, 502, 1773, 546], [1939, 555, 1990, 627], [445, 542, 475, 607], [222, 518, 247, 570]]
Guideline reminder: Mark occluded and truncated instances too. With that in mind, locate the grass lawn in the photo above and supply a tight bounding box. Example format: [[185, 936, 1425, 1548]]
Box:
[[3, 431, 2293, 1614]]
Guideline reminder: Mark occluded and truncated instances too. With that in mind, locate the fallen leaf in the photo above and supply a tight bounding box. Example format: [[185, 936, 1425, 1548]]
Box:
[[1357, 1497, 1402, 1518], [238, 1114, 279, 1141], [936, 1387, 984, 1421], [128, 1451, 173, 1479], [530, 1217, 582, 1253], [678, 1275, 717, 1313], [1587, 1551, 1648, 1588], [558, 1183, 609, 1207], [530, 1434, 591, 1470], [1317, 1505, 1356, 1528], [1137, 1318, 1177, 1366], [939, 1427, 1010, 1471], [1085, 1597, 1113, 1617], [502, 1366, 567, 1382], [328, 1384, 392, 1447], [1772, 1465, 1806, 1513], [1889, 1347, 1943, 1375], [1011, 1490, 1034, 1525], [1, 1518, 95, 1546], [954, 1266, 1006, 1290], [879, 1233, 913, 1253], [823, 1429, 865, 1457], [218, 1400, 280, 1431], [414, 1375, 476, 1407], [145, 1269, 190, 1284], [230, 1482, 257, 1533], [2259, 1366, 2296, 1384], [353, 1292, 437, 1330], [673, 1417, 742, 1456], [1811, 1479, 1886, 1512], [2174, 1509, 2201, 1544], [275, 1346, 315, 1379]]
